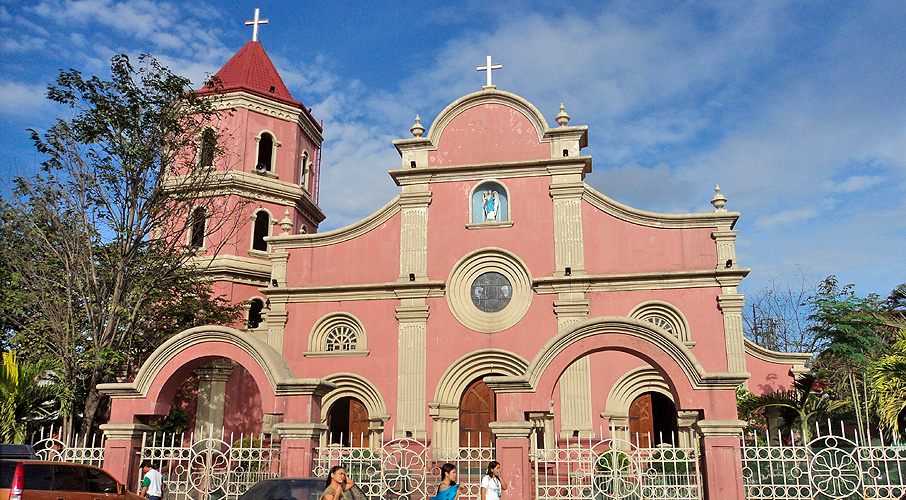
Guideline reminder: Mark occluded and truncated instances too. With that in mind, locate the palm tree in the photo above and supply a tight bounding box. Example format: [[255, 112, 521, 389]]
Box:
[[871, 329, 906, 440], [0, 351, 61, 443], [738, 373, 849, 444]]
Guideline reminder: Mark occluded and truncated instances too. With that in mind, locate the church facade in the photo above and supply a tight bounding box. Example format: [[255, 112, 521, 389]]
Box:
[[99, 39, 810, 500]]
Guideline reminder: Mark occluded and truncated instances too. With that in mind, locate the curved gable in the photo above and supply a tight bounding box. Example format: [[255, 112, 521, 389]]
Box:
[[427, 91, 552, 166]]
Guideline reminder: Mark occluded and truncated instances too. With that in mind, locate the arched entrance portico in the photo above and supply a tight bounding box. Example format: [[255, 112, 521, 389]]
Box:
[[485, 317, 749, 500], [98, 326, 335, 488]]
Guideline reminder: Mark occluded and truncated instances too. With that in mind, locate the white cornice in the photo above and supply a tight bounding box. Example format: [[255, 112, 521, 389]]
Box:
[[268, 196, 400, 248], [533, 268, 749, 293], [212, 91, 324, 146], [389, 157, 591, 186], [583, 185, 739, 229], [744, 338, 813, 365], [263, 280, 446, 303]]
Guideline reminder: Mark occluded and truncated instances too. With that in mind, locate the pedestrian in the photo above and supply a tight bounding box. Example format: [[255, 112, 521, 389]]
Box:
[[139, 461, 164, 500], [322, 465, 356, 500], [431, 463, 466, 500], [479, 461, 507, 500]]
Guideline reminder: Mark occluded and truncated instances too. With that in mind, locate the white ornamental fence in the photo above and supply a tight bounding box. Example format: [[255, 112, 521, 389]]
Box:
[[139, 427, 281, 500], [313, 432, 495, 500], [741, 422, 906, 500], [29, 425, 105, 467], [531, 434, 703, 500]]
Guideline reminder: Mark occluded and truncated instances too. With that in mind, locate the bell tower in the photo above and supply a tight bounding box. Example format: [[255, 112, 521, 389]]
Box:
[[191, 10, 325, 312]]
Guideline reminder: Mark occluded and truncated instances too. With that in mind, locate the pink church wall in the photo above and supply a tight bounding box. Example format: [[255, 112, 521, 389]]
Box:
[[282, 299, 401, 412], [283, 214, 402, 287], [582, 203, 718, 274], [426, 177, 556, 278], [223, 364, 264, 437], [428, 103, 551, 166], [586, 288, 729, 372], [745, 353, 799, 395]]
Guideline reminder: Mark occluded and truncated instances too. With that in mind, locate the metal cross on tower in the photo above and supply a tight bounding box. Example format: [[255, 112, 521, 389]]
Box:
[[245, 8, 269, 42], [476, 55, 502, 88]]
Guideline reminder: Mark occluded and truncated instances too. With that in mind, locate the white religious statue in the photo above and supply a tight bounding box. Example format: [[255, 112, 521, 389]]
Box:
[[482, 189, 499, 222]]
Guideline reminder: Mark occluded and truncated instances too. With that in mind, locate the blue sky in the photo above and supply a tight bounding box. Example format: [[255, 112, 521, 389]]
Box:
[[1, 0, 904, 298]]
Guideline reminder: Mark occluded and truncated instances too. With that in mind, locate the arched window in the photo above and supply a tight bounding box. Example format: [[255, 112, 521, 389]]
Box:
[[326, 325, 358, 351], [300, 150, 309, 188], [252, 211, 270, 251], [188, 207, 206, 248], [471, 181, 509, 223], [199, 128, 217, 168], [248, 298, 265, 329], [305, 312, 369, 357], [628, 301, 693, 346], [256, 132, 274, 172]]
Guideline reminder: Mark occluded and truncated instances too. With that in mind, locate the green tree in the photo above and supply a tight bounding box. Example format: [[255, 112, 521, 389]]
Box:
[[808, 276, 891, 435], [0, 351, 61, 443], [2, 54, 244, 435], [872, 329, 906, 439]]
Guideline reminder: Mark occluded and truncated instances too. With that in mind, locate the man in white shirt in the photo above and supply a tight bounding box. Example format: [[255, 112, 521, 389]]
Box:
[[140, 461, 165, 500]]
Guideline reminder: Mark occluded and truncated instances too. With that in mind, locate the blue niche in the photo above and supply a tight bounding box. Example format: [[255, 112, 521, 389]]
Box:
[[471, 183, 508, 223]]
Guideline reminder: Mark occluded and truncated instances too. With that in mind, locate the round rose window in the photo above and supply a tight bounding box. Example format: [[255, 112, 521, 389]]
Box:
[[470, 272, 512, 313]]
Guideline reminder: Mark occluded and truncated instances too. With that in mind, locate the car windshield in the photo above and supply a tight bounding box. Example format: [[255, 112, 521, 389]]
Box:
[[240, 478, 323, 500]]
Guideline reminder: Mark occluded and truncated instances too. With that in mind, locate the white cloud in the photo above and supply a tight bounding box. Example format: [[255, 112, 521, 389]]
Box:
[[754, 208, 819, 229], [0, 81, 53, 117], [823, 175, 886, 194]]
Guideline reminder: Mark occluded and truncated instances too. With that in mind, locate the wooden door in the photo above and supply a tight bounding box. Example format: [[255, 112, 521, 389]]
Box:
[[628, 393, 653, 448], [460, 378, 495, 447], [349, 398, 370, 447]]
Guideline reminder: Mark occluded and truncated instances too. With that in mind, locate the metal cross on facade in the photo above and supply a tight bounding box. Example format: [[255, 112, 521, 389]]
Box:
[[245, 8, 269, 42], [476, 55, 502, 88]]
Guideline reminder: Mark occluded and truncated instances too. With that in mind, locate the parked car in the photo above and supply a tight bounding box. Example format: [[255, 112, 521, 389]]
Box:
[[0, 460, 143, 500], [0, 446, 37, 460], [238, 477, 368, 500]]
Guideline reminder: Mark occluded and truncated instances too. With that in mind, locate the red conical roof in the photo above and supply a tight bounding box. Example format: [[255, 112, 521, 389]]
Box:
[[203, 41, 300, 107]]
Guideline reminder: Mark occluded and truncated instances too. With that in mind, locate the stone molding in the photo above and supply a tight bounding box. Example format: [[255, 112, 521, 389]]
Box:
[[744, 338, 813, 374], [305, 312, 368, 356], [212, 91, 324, 146], [189, 254, 271, 286], [694, 419, 746, 438], [269, 197, 400, 249], [97, 325, 295, 399], [489, 421, 535, 439], [466, 221, 515, 230], [604, 367, 673, 416], [583, 185, 739, 229], [534, 268, 749, 294], [485, 317, 749, 394], [320, 372, 391, 423], [431, 348, 529, 406], [718, 294, 747, 373], [446, 248, 533, 333], [274, 422, 329, 440], [265, 280, 446, 303], [389, 157, 591, 186], [628, 300, 693, 346], [100, 423, 154, 441]]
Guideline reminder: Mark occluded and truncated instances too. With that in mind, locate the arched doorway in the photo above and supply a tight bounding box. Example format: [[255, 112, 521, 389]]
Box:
[[459, 377, 495, 447], [328, 396, 370, 447], [628, 392, 678, 447]]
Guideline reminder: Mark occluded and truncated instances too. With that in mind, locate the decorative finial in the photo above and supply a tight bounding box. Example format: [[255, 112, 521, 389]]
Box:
[[555, 103, 571, 126], [711, 184, 727, 212], [476, 55, 502, 89], [245, 8, 269, 42], [410, 115, 425, 137], [279, 208, 294, 234]]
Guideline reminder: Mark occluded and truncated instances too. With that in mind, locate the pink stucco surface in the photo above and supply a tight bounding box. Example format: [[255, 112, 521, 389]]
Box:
[[586, 288, 729, 373], [283, 214, 402, 287], [582, 202, 718, 274], [426, 177, 556, 278], [745, 352, 799, 395], [428, 103, 551, 166]]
